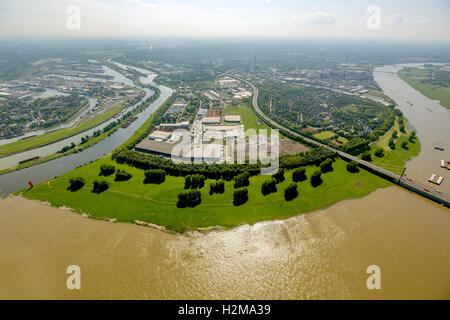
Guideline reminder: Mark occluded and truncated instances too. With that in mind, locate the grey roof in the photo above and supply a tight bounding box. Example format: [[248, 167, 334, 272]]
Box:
[[135, 139, 176, 156]]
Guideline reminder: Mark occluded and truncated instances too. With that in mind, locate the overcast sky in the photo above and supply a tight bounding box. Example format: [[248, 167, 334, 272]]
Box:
[[1, 0, 449, 41]]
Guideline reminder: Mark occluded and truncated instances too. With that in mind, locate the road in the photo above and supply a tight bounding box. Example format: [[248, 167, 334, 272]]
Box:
[[236, 75, 450, 208]]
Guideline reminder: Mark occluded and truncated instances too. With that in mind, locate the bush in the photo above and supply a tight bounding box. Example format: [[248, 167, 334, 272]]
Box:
[[210, 180, 225, 195], [233, 188, 249, 206], [284, 183, 299, 202], [401, 141, 409, 150], [310, 170, 323, 188], [68, 177, 85, 192], [92, 180, 109, 194], [319, 158, 333, 173], [361, 151, 372, 162], [114, 149, 261, 180], [292, 167, 307, 182], [115, 169, 132, 181], [233, 172, 250, 189], [409, 132, 416, 143], [280, 148, 337, 169], [389, 138, 396, 150], [144, 169, 166, 184], [342, 138, 370, 155], [99, 164, 115, 176], [177, 190, 202, 208], [374, 147, 384, 158], [262, 179, 277, 196], [392, 130, 398, 139], [185, 175, 205, 189], [346, 161, 359, 173], [272, 168, 285, 184]]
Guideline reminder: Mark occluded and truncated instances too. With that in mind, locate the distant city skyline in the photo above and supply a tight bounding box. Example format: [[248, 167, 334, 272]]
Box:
[[1, 0, 449, 41]]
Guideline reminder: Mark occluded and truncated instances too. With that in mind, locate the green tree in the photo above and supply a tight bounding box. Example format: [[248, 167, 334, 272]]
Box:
[[233, 188, 249, 206], [92, 180, 109, 194], [284, 183, 299, 202], [272, 168, 285, 184], [68, 177, 85, 192], [388, 138, 396, 150], [292, 167, 307, 182], [115, 169, 132, 182], [210, 180, 225, 195], [233, 172, 250, 188], [346, 161, 359, 173], [99, 164, 115, 177], [262, 179, 277, 196], [361, 151, 372, 162], [144, 169, 166, 184], [319, 158, 334, 173], [374, 147, 384, 158], [177, 190, 202, 208], [310, 170, 323, 188]]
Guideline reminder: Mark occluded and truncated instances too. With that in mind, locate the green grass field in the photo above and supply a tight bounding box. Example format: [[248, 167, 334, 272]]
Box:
[[19, 157, 391, 232], [0, 105, 123, 158], [367, 89, 396, 105], [313, 131, 348, 144], [399, 68, 450, 110], [313, 131, 335, 140], [224, 103, 271, 136], [369, 128, 421, 175]]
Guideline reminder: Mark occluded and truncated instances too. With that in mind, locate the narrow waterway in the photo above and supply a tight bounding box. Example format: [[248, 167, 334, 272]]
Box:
[[0, 66, 173, 196]]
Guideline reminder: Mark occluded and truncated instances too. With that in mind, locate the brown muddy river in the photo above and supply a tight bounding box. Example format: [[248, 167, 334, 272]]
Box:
[[0, 187, 448, 300]]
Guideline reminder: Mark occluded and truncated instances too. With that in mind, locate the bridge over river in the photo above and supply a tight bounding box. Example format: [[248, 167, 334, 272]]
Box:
[[238, 77, 450, 208]]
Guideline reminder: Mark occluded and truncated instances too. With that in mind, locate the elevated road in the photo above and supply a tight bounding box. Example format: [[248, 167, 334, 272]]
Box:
[[237, 76, 450, 208]]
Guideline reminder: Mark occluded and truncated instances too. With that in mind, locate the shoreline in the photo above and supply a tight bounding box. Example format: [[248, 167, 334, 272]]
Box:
[[2, 185, 449, 300], [13, 181, 395, 235], [6, 181, 446, 236], [0, 86, 161, 176]]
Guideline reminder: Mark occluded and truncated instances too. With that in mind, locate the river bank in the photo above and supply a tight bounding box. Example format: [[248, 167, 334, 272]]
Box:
[[374, 63, 450, 194], [1, 186, 448, 300], [0, 68, 173, 196], [0, 62, 449, 300]]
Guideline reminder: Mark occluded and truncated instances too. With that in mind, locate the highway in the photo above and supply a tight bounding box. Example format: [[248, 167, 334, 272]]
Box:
[[236, 75, 450, 208]]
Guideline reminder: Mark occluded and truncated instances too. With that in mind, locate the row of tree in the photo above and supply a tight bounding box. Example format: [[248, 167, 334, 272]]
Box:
[[114, 149, 261, 180], [177, 190, 202, 208], [234, 172, 250, 188], [144, 169, 166, 184], [185, 175, 205, 189], [210, 181, 225, 195]]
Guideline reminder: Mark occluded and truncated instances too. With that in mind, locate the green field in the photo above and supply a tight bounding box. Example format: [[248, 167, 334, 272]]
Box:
[[313, 131, 335, 140], [399, 68, 450, 110], [0, 105, 123, 158], [367, 89, 396, 105], [314, 131, 348, 144], [19, 157, 391, 232], [368, 125, 421, 175], [224, 103, 271, 136]]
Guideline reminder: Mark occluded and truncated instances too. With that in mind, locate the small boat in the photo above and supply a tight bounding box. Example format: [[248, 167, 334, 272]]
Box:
[[434, 142, 445, 151], [429, 174, 444, 185]]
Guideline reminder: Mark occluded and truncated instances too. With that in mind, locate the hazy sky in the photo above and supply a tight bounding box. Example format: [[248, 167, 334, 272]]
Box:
[[1, 0, 449, 40]]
